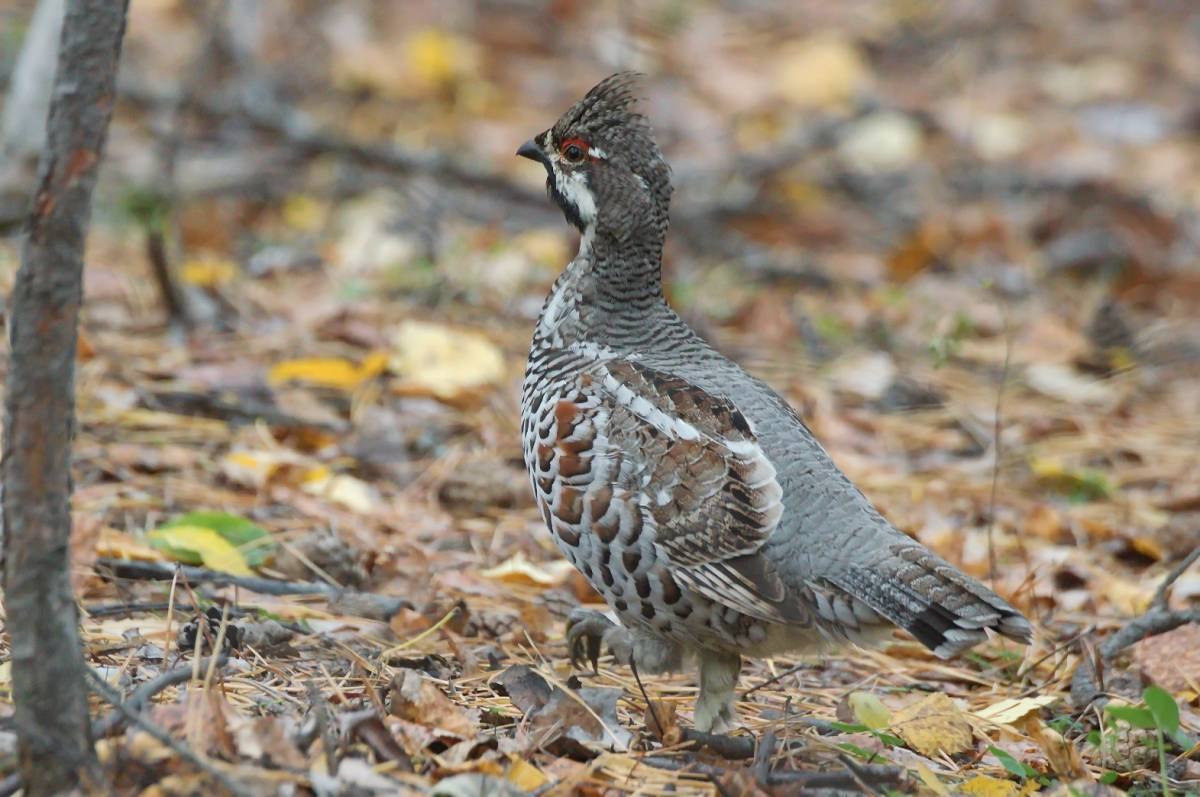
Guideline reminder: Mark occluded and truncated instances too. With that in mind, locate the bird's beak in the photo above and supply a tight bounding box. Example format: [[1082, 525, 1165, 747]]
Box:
[[516, 138, 548, 166]]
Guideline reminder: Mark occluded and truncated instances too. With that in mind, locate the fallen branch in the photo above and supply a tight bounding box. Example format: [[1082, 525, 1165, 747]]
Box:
[[92, 654, 228, 737], [1070, 544, 1200, 708], [95, 558, 410, 619], [639, 755, 907, 790], [85, 667, 255, 797]]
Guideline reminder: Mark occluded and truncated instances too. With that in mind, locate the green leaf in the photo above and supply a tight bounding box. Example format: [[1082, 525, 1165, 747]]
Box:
[[988, 745, 1029, 779], [1143, 686, 1180, 736], [1104, 704, 1158, 730], [1099, 771, 1118, 785], [159, 511, 275, 566]]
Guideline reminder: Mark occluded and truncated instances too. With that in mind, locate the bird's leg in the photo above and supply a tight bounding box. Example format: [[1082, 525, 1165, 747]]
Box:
[[565, 608, 684, 674], [566, 608, 632, 671], [694, 649, 742, 733]]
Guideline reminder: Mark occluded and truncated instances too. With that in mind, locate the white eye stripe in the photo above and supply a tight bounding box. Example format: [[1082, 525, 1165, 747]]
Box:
[[588, 146, 607, 159]]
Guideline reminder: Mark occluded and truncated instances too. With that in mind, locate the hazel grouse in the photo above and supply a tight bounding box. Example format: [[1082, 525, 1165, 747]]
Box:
[[516, 73, 1031, 733]]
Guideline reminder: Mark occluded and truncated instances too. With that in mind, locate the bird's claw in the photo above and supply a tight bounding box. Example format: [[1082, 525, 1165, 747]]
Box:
[[565, 608, 628, 673]]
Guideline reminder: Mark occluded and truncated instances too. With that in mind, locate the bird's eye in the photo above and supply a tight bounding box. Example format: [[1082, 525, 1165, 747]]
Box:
[[561, 138, 588, 163]]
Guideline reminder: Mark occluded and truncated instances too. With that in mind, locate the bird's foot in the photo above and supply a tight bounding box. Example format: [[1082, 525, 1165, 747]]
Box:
[[565, 608, 632, 672]]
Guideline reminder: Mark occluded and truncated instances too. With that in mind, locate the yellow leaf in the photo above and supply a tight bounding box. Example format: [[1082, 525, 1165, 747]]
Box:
[[892, 692, 974, 757], [180, 257, 238, 288], [958, 774, 1021, 797], [481, 552, 576, 588], [775, 34, 871, 109], [282, 194, 325, 232], [405, 29, 475, 88], [268, 354, 386, 391], [390, 320, 505, 404], [974, 695, 1058, 726], [506, 756, 548, 791], [303, 472, 378, 514], [147, 526, 253, 576], [913, 763, 950, 797], [848, 691, 891, 730], [96, 528, 166, 562]]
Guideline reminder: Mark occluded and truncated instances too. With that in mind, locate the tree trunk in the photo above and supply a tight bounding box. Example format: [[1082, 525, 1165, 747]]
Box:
[[2, 1, 130, 794]]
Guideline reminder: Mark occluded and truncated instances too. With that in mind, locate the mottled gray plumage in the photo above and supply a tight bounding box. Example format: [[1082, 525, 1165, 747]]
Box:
[[518, 73, 1031, 732]]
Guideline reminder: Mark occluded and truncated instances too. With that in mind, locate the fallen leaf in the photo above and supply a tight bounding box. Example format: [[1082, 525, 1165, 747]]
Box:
[[180, 256, 239, 287], [390, 320, 505, 404], [389, 670, 477, 739], [891, 692, 974, 757], [405, 28, 476, 88], [1025, 717, 1088, 780], [848, 691, 892, 730], [147, 526, 254, 575], [1028, 457, 1112, 501], [147, 511, 275, 574], [95, 528, 165, 562], [958, 774, 1020, 797], [268, 352, 388, 392], [481, 552, 576, 588], [302, 470, 379, 514], [1024, 362, 1114, 404], [914, 762, 951, 796], [974, 695, 1058, 726], [775, 33, 871, 108], [505, 756, 548, 791], [1132, 623, 1200, 692]]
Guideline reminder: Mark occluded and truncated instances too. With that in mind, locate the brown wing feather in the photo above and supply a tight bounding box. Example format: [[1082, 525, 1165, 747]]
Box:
[[591, 360, 789, 622]]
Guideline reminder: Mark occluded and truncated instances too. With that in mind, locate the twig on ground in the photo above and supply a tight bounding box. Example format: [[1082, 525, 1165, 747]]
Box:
[[678, 728, 758, 760], [96, 557, 361, 599], [139, 388, 348, 432], [639, 754, 907, 789], [1070, 544, 1200, 707], [92, 655, 229, 737], [1151, 545, 1200, 609], [752, 728, 776, 786], [86, 666, 254, 797]]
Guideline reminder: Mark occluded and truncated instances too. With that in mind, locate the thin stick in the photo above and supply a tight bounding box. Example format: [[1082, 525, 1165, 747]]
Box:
[[92, 655, 228, 737], [629, 658, 665, 742], [86, 668, 254, 797], [985, 302, 1012, 586], [1151, 545, 1200, 609]]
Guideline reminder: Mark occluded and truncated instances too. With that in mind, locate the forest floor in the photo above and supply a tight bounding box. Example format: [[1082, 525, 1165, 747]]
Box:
[[1, 1, 1199, 794]]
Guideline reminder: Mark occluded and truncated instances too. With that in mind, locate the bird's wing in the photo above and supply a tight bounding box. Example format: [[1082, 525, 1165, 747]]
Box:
[[534, 357, 791, 622]]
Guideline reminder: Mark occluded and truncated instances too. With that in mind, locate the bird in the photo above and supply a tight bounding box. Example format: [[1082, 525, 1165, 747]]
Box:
[[516, 73, 1032, 733]]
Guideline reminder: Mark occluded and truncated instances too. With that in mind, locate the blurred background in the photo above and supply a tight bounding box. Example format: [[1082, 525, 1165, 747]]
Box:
[[2, 0, 1200, 792], [2, 0, 1200, 615], [1, 0, 1199, 775], [1, 0, 1198, 616]]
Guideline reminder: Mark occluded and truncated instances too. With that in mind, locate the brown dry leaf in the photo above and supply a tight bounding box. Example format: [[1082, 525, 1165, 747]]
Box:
[[1132, 623, 1200, 692], [958, 775, 1021, 797], [1025, 717, 1088, 780], [891, 692, 974, 757], [481, 551, 576, 588], [227, 713, 306, 769], [390, 320, 505, 404], [389, 670, 477, 739]]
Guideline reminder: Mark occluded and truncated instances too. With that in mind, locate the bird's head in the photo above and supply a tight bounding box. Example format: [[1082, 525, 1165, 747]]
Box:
[[517, 73, 672, 239]]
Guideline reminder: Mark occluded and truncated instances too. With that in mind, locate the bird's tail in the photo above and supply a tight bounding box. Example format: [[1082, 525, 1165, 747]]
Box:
[[836, 541, 1032, 658]]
